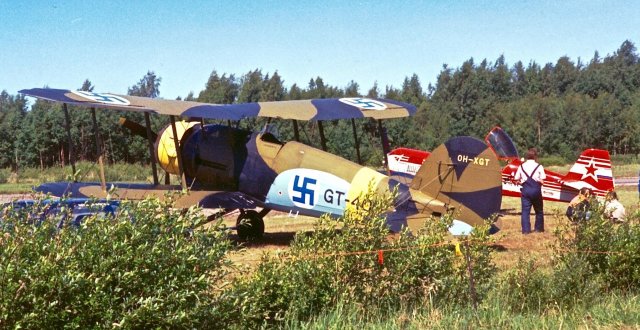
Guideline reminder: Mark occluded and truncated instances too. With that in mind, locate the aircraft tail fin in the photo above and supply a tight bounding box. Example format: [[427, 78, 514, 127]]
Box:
[[564, 149, 614, 193], [408, 136, 502, 233]]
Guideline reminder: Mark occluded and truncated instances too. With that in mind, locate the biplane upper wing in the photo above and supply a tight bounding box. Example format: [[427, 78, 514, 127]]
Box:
[[19, 88, 416, 121], [35, 182, 263, 210]]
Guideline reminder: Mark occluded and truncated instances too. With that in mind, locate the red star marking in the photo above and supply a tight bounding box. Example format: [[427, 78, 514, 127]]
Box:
[[581, 161, 598, 182]]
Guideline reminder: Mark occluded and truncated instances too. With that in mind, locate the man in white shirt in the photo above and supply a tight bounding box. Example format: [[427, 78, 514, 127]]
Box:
[[514, 148, 547, 234]]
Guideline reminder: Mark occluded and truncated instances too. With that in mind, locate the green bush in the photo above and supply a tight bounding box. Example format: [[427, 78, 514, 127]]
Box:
[[227, 185, 496, 328], [0, 196, 232, 329], [497, 257, 550, 313], [497, 202, 640, 313], [551, 202, 640, 293]]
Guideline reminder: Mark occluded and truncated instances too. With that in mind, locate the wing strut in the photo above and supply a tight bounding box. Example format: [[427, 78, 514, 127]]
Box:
[[169, 115, 187, 189], [377, 120, 391, 173], [318, 120, 327, 151], [292, 120, 300, 142], [90, 107, 107, 191], [351, 118, 362, 164], [144, 112, 159, 185], [62, 103, 77, 181]]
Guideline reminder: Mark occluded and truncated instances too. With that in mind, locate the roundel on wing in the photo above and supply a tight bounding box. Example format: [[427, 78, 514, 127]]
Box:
[[71, 90, 131, 106], [338, 98, 387, 111]]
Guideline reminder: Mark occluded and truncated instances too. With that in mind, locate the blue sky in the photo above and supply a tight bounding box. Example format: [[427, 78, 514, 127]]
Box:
[[1, 0, 638, 100]]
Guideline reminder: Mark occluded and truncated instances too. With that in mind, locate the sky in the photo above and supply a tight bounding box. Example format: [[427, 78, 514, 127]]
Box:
[[1, 0, 638, 101]]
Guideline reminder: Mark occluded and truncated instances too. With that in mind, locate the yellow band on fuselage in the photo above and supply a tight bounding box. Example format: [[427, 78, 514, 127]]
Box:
[[346, 167, 388, 209]]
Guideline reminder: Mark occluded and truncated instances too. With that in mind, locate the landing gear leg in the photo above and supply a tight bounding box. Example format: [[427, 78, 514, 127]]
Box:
[[236, 209, 265, 240]]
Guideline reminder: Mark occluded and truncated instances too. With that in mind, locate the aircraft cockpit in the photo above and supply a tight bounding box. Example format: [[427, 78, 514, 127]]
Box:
[[180, 124, 251, 189], [258, 124, 283, 145]]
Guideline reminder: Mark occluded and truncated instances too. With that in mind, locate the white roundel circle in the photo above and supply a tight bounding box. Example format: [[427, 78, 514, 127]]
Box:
[[71, 90, 131, 106], [339, 97, 387, 111]]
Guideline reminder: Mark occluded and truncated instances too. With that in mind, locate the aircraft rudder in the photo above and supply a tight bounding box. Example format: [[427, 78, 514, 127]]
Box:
[[566, 148, 614, 192], [410, 136, 502, 230]]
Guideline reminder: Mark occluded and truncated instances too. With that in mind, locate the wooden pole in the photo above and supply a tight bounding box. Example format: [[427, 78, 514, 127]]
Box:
[[464, 239, 478, 311]]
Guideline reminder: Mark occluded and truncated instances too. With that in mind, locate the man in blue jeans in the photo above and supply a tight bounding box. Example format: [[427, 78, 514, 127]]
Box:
[[514, 148, 547, 234]]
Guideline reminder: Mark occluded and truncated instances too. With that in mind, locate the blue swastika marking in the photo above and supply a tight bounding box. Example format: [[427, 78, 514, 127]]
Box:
[[74, 91, 129, 105], [339, 97, 386, 110], [292, 175, 316, 206], [350, 98, 381, 109]]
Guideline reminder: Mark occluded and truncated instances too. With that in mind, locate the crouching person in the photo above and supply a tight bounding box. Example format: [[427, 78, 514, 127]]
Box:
[[566, 187, 592, 222], [604, 190, 626, 223]]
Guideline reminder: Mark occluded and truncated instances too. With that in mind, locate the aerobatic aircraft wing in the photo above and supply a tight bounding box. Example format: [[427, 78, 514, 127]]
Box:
[[35, 182, 263, 210], [19, 88, 416, 121]]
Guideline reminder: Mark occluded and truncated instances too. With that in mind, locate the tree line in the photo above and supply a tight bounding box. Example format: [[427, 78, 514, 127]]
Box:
[[1, 40, 639, 170]]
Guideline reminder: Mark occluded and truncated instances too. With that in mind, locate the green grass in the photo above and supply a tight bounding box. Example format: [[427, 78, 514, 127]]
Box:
[[292, 293, 640, 329], [0, 162, 158, 194], [0, 183, 36, 193]]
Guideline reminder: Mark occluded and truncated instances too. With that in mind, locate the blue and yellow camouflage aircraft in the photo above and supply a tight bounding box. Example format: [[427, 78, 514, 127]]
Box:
[[20, 88, 502, 238]]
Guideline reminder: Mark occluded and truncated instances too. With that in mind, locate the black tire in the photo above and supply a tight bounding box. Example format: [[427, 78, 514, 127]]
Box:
[[236, 210, 265, 240]]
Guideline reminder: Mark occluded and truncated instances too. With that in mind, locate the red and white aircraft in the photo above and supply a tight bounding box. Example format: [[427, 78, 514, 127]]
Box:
[[387, 127, 614, 203]]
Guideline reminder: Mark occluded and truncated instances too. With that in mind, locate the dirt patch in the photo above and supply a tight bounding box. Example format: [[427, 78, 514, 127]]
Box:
[[0, 193, 37, 203], [220, 199, 571, 272]]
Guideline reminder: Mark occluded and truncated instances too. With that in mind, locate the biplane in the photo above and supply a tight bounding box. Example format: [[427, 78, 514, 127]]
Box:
[[388, 126, 615, 203], [19, 88, 502, 238]]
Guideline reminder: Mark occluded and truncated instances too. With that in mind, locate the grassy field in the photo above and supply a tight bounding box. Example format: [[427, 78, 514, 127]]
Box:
[[0, 183, 37, 193], [288, 294, 640, 329]]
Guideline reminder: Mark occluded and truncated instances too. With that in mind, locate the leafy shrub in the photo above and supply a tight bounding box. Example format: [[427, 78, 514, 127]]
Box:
[[0, 196, 232, 329], [228, 185, 496, 328], [548, 200, 640, 299], [497, 257, 550, 313]]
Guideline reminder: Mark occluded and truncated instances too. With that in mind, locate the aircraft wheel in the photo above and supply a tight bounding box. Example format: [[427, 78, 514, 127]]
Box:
[[236, 210, 265, 240]]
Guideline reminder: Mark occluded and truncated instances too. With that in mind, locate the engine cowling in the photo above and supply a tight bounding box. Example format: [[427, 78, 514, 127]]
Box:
[[155, 121, 199, 175]]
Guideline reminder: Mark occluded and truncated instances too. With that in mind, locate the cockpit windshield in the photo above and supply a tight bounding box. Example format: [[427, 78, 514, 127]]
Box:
[[485, 126, 519, 160], [259, 124, 282, 144]]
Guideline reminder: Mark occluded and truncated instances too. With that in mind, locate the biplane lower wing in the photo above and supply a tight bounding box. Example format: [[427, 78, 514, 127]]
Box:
[[35, 182, 263, 210]]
